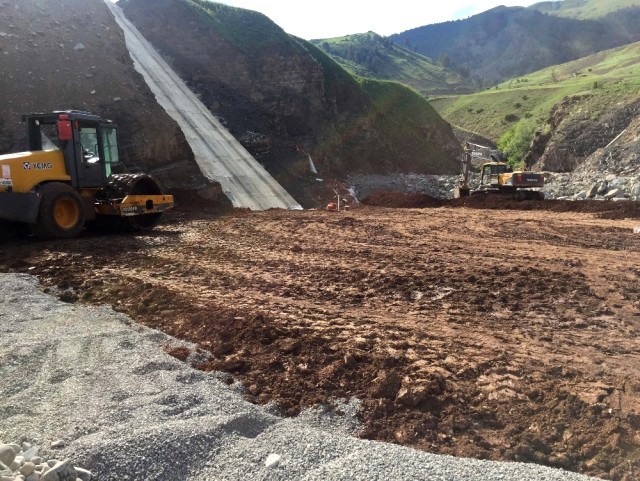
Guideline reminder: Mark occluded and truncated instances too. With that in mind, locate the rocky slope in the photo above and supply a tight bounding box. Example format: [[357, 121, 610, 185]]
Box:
[[0, 0, 204, 190], [119, 0, 461, 205], [542, 114, 640, 201], [527, 96, 640, 173]]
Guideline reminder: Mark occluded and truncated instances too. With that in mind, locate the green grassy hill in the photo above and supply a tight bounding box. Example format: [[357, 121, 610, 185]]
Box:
[[311, 32, 475, 96], [530, 0, 640, 19], [431, 40, 640, 143]]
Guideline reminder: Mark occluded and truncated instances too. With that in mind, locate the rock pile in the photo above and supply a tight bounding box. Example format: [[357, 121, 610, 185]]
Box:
[[0, 443, 92, 481], [543, 172, 639, 201], [348, 171, 638, 203]]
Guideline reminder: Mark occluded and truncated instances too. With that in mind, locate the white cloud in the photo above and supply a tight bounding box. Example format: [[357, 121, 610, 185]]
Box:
[[219, 1, 541, 39]]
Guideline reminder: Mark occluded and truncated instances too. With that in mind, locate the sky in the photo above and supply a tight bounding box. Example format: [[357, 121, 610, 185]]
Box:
[[217, 1, 542, 39]]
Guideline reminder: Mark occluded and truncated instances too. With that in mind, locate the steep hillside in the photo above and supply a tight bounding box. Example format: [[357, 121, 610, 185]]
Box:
[[119, 0, 461, 206], [0, 0, 204, 190], [431, 41, 640, 173], [530, 0, 640, 19], [310, 32, 475, 96], [391, 5, 640, 83]]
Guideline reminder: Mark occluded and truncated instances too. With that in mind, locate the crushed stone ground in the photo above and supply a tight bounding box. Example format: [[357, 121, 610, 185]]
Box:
[[0, 274, 602, 481]]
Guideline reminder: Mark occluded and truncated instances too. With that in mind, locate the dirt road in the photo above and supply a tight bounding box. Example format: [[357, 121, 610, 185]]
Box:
[[1, 198, 639, 480]]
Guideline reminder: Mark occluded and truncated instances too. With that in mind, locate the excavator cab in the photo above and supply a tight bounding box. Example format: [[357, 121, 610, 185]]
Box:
[[480, 163, 508, 187]]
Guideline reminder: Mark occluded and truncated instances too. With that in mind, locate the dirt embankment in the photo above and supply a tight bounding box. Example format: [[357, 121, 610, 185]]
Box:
[[1, 198, 639, 481]]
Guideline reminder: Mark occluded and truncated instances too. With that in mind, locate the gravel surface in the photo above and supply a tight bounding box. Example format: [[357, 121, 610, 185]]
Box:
[[0, 274, 601, 480]]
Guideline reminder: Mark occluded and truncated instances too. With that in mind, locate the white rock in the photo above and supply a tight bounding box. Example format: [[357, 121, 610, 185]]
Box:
[[40, 460, 76, 481], [74, 468, 91, 481], [22, 448, 37, 463], [73, 43, 85, 51], [604, 188, 622, 200], [633, 227, 640, 234], [265, 453, 281, 469], [10, 460, 20, 471], [49, 441, 64, 450]]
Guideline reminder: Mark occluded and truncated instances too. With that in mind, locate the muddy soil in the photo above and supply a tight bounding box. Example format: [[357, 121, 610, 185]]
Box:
[[1, 198, 639, 481]]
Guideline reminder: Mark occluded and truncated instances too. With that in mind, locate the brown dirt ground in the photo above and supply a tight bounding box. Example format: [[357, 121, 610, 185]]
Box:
[[1, 196, 640, 480]]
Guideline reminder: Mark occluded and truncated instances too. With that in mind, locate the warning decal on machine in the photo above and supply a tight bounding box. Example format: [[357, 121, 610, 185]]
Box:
[[2, 165, 10, 179], [0, 178, 13, 187]]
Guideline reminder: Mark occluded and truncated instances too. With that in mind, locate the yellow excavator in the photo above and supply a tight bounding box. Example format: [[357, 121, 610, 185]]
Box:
[[453, 142, 545, 200], [0, 111, 173, 238]]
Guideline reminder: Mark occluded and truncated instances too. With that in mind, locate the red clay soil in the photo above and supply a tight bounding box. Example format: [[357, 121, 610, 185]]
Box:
[[1, 199, 639, 481]]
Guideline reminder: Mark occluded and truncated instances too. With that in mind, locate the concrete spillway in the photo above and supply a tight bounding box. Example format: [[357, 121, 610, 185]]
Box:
[[105, 1, 301, 210]]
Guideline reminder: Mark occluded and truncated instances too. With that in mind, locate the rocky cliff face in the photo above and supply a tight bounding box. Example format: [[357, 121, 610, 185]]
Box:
[[0, 0, 204, 189], [538, 111, 640, 201], [529, 96, 640, 172]]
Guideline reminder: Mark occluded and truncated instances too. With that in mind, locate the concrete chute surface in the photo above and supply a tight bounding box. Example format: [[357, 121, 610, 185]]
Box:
[[105, 1, 301, 211]]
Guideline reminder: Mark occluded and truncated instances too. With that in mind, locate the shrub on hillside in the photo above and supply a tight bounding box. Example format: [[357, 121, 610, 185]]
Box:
[[497, 118, 537, 168]]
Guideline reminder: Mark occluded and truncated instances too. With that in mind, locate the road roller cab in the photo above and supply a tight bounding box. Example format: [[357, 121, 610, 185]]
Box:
[[0, 111, 174, 238]]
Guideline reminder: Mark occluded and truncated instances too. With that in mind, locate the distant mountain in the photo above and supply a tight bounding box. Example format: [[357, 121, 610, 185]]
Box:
[[529, 0, 640, 19], [310, 32, 476, 96], [391, 5, 640, 83]]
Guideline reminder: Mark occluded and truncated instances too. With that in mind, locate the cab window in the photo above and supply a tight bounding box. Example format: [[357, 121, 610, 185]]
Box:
[[78, 127, 100, 163]]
